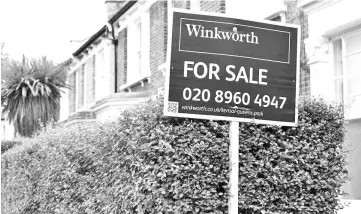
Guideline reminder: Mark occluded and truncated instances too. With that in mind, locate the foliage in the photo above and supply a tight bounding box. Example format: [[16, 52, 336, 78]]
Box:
[[1, 56, 67, 137], [1, 97, 347, 213], [1, 43, 9, 71], [1, 139, 22, 154]]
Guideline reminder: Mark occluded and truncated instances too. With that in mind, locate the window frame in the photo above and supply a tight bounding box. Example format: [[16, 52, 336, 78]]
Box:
[[332, 29, 361, 119], [125, 9, 150, 86], [95, 48, 105, 101], [190, 0, 200, 11], [135, 19, 142, 79]]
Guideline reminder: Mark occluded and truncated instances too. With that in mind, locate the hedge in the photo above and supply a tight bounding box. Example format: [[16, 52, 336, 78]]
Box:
[[1, 97, 348, 213], [1, 139, 22, 154]]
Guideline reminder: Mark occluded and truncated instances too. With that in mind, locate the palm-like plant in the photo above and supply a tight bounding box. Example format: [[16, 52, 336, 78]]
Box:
[[1, 56, 68, 137]]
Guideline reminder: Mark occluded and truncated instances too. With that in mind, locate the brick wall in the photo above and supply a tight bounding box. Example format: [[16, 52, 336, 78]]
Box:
[[115, 0, 226, 94], [172, 0, 190, 9], [200, 0, 225, 13], [149, 0, 168, 92], [286, 1, 310, 96], [117, 28, 127, 92]]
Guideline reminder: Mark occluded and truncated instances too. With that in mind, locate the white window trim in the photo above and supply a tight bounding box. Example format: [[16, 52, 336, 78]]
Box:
[[122, 8, 150, 90], [297, 0, 341, 15], [77, 64, 86, 112], [75, 71, 79, 111], [340, 30, 361, 97], [331, 39, 343, 103], [85, 54, 99, 109], [94, 48, 105, 104], [117, 76, 151, 92], [332, 29, 361, 119], [83, 60, 88, 108], [116, 0, 157, 35], [70, 43, 109, 113], [69, 38, 110, 75], [190, 0, 200, 11], [134, 19, 142, 80]]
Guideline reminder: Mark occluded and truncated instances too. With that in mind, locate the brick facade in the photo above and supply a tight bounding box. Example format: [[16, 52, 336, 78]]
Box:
[[114, 0, 226, 94], [145, 0, 226, 93], [67, 0, 305, 119], [286, 2, 310, 96], [149, 0, 168, 92], [200, 0, 225, 13], [117, 28, 127, 92], [172, 0, 190, 9]]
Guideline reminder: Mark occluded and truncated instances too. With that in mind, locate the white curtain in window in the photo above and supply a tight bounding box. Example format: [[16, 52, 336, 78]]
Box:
[[344, 30, 361, 119], [95, 49, 106, 100], [127, 21, 142, 83], [333, 39, 343, 103], [135, 21, 142, 78]]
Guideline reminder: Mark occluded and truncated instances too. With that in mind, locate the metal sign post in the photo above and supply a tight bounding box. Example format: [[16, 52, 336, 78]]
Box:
[[228, 121, 239, 213]]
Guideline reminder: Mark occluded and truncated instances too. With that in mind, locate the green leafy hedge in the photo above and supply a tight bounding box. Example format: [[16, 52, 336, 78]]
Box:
[[1, 97, 347, 213], [1, 139, 21, 154]]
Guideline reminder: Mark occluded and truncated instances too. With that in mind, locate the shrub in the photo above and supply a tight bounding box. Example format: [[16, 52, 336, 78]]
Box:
[[1, 139, 22, 154], [1, 97, 347, 213], [1, 56, 68, 137]]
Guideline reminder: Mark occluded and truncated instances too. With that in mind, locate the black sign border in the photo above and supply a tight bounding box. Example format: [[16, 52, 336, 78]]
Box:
[[164, 8, 301, 127]]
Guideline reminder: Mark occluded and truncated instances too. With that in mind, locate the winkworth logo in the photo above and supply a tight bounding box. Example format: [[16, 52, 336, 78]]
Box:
[[185, 24, 259, 44]]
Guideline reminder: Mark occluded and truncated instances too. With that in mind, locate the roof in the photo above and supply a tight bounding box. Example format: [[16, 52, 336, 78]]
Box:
[[265, 10, 286, 21], [72, 26, 107, 57], [57, 58, 73, 68], [72, 1, 137, 57], [108, 0, 137, 24]]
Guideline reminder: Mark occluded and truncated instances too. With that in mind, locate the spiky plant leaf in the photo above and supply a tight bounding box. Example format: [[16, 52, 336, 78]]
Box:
[[1, 56, 68, 137]]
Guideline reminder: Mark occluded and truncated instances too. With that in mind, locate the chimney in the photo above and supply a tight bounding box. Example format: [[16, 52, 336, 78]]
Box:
[[105, 0, 127, 20], [284, 0, 298, 13]]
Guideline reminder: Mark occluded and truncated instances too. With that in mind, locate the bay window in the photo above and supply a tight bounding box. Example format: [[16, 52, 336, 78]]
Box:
[[333, 29, 361, 119], [127, 11, 150, 84]]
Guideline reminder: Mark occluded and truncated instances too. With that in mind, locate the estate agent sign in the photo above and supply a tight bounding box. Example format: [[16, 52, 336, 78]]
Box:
[[164, 10, 300, 126]]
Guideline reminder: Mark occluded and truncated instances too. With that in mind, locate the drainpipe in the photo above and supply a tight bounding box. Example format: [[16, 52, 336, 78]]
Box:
[[105, 22, 118, 93]]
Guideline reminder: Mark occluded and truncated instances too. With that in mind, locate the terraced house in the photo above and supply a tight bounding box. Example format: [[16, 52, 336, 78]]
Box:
[[60, 0, 360, 208], [61, 0, 228, 122], [297, 0, 361, 204]]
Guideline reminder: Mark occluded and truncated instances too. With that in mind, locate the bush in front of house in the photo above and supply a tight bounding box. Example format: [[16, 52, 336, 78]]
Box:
[[1, 96, 347, 213], [1, 139, 22, 154], [236, 98, 348, 213]]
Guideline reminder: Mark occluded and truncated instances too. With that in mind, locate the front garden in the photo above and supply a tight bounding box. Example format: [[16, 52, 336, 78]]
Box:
[[1, 97, 348, 213]]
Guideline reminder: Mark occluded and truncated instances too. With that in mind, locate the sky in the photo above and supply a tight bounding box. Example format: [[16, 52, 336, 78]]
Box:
[[0, 0, 284, 64], [1, 0, 106, 64]]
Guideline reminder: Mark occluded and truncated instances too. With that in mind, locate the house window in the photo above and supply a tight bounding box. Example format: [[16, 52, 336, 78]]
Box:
[[95, 49, 106, 100], [190, 0, 200, 11], [69, 72, 76, 114], [86, 55, 96, 105], [126, 11, 150, 84], [333, 29, 361, 119], [77, 65, 85, 109], [127, 20, 143, 82], [135, 21, 142, 78]]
